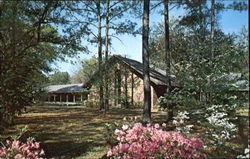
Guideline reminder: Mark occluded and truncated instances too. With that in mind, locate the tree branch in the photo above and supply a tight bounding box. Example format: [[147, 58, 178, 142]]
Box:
[[109, 34, 124, 45], [151, 1, 163, 11], [109, 1, 121, 10]]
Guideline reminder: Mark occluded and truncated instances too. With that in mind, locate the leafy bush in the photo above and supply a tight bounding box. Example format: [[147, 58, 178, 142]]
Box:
[[158, 83, 248, 156], [158, 88, 201, 109], [107, 122, 206, 159]]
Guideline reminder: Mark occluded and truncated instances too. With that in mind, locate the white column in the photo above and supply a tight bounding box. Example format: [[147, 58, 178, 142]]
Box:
[[73, 94, 75, 103], [151, 87, 154, 110], [60, 95, 62, 102], [54, 95, 56, 102], [66, 94, 68, 103], [81, 94, 83, 102]]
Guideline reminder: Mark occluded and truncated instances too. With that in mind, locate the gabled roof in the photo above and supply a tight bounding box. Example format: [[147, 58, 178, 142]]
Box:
[[82, 55, 179, 88], [213, 73, 249, 92], [113, 55, 178, 86], [46, 84, 86, 93]]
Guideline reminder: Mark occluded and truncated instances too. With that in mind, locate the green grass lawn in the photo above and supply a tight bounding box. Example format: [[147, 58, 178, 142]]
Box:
[[236, 107, 249, 117], [2, 106, 166, 159]]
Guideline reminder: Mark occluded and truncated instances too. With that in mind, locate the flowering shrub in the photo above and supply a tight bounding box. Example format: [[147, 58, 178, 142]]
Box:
[[0, 139, 45, 159], [237, 148, 250, 158], [173, 111, 193, 134], [107, 122, 206, 159], [237, 139, 250, 158], [205, 105, 237, 146], [104, 116, 140, 146]]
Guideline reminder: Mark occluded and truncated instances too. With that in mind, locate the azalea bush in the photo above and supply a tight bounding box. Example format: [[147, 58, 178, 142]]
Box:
[[0, 139, 45, 159], [107, 122, 206, 159], [0, 125, 45, 158], [104, 116, 140, 146]]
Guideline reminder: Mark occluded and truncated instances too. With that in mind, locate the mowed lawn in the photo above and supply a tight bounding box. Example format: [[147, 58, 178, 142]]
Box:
[[3, 106, 166, 159]]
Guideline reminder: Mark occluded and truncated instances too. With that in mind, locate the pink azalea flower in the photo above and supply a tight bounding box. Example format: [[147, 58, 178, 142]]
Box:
[[154, 123, 160, 129], [0, 149, 6, 157], [119, 143, 129, 153], [122, 125, 129, 131], [107, 149, 112, 157], [40, 149, 45, 156], [0, 140, 45, 158], [179, 119, 184, 124], [14, 154, 23, 159], [34, 142, 40, 149], [12, 140, 21, 149]]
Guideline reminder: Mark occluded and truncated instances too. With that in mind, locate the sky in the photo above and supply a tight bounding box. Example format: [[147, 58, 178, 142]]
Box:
[[52, 1, 249, 76]]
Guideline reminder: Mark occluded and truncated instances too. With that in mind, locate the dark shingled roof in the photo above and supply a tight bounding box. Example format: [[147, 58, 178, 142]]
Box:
[[114, 55, 178, 86], [46, 84, 86, 93], [82, 55, 179, 88]]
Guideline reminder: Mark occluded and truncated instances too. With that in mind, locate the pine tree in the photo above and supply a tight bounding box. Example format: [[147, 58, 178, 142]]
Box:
[[142, 0, 151, 123]]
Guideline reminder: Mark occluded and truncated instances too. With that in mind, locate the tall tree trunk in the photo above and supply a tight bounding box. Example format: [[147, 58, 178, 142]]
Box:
[[97, 0, 104, 110], [199, 2, 205, 40], [209, 0, 215, 104], [131, 73, 134, 105], [142, 0, 151, 124], [164, 0, 173, 122], [104, 0, 110, 112], [211, 0, 215, 58]]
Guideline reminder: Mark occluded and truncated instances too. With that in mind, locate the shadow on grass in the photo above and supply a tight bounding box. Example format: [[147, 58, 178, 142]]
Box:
[[41, 141, 97, 158], [3, 106, 171, 158]]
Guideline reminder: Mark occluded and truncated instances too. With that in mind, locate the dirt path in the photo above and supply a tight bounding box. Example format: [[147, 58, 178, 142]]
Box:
[[3, 106, 166, 159]]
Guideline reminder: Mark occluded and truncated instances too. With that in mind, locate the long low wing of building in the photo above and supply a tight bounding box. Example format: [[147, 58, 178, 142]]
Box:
[[45, 84, 88, 103]]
